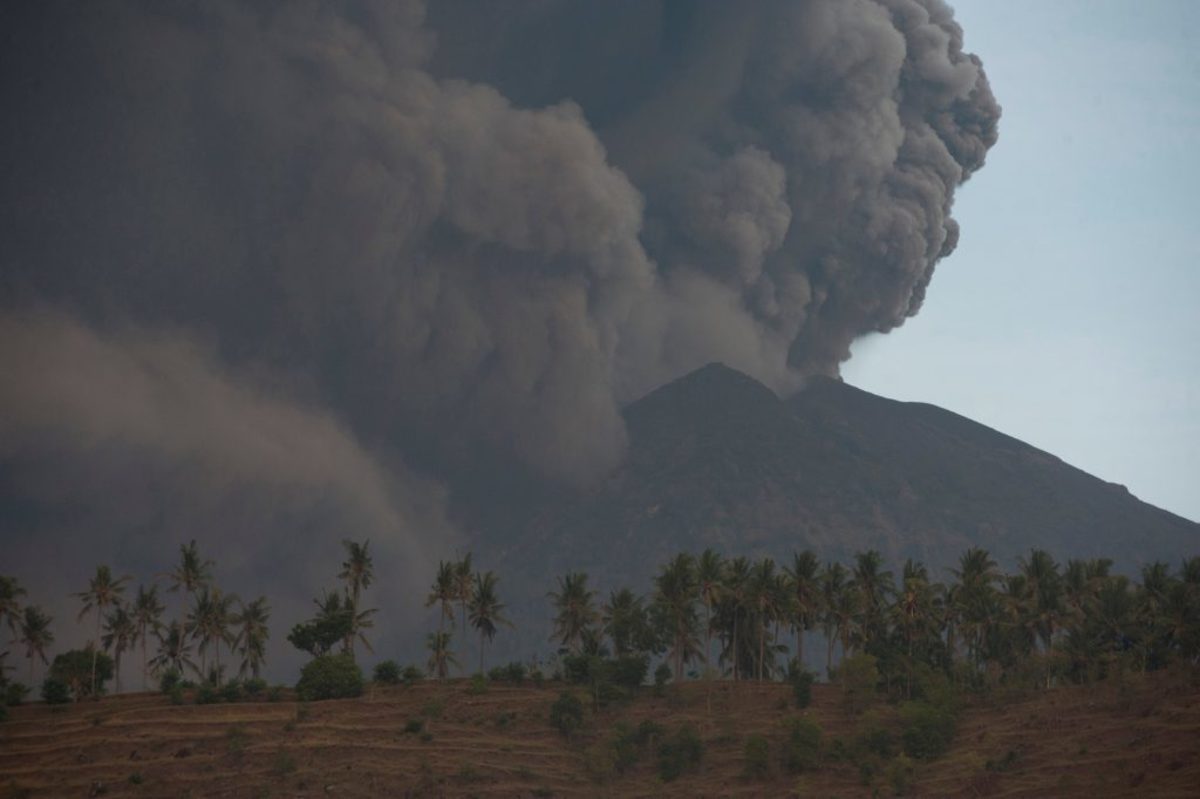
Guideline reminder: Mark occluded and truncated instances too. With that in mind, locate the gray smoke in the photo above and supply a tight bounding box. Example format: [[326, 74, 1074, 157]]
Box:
[[0, 0, 998, 674]]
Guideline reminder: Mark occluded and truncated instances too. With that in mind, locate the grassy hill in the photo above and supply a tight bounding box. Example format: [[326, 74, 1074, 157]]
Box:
[[3, 670, 1198, 797]]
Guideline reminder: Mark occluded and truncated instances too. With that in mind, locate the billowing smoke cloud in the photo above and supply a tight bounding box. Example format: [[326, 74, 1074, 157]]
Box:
[[0, 1, 998, 673]]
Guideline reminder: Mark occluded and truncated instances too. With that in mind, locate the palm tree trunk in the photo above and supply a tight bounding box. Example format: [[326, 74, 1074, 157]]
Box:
[[478, 632, 485, 675], [115, 651, 122, 695], [92, 610, 101, 698], [732, 613, 739, 681], [826, 627, 833, 676], [704, 605, 712, 676], [758, 624, 765, 681], [142, 630, 149, 691], [796, 623, 805, 671]]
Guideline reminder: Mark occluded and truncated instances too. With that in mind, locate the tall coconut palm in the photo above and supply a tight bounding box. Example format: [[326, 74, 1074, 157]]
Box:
[[19, 605, 54, 684], [454, 553, 474, 673], [426, 631, 457, 679], [746, 558, 781, 681], [548, 572, 599, 654], [696, 549, 725, 674], [602, 588, 652, 657], [893, 560, 938, 697], [339, 539, 374, 659], [850, 550, 893, 652], [0, 576, 26, 644], [721, 556, 751, 680], [150, 620, 197, 679], [468, 571, 508, 674], [425, 561, 457, 635], [131, 584, 165, 690], [165, 540, 212, 598], [187, 586, 237, 684], [101, 604, 136, 694], [819, 561, 848, 675], [75, 565, 130, 697], [653, 553, 700, 682], [232, 596, 271, 679], [785, 550, 820, 671]]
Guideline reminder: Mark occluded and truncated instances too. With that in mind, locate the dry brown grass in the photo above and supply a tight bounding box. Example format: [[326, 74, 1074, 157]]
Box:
[[1, 671, 1197, 797]]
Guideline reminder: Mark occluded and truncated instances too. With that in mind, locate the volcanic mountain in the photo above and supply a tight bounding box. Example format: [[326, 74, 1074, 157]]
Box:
[[479, 362, 1197, 610]]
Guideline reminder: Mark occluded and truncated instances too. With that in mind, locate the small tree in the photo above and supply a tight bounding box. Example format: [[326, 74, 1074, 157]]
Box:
[[295, 653, 363, 701], [549, 691, 584, 738], [50, 648, 114, 702]]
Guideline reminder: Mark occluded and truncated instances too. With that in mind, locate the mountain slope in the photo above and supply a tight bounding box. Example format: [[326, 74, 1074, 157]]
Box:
[[492, 363, 1197, 598]]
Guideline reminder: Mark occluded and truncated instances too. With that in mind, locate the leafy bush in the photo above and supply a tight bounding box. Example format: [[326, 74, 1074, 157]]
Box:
[[887, 753, 916, 795], [742, 734, 771, 779], [158, 669, 182, 694], [549, 691, 584, 738], [899, 700, 956, 760], [243, 677, 267, 698], [583, 741, 618, 784], [788, 661, 815, 709], [49, 648, 114, 701], [267, 685, 285, 702], [195, 683, 220, 705], [611, 655, 649, 691], [5, 683, 29, 706], [402, 665, 424, 686], [373, 660, 401, 685], [220, 680, 243, 703], [466, 673, 488, 695], [853, 709, 895, 760], [168, 685, 185, 705], [839, 654, 880, 714], [653, 662, 672, 695], [403, 718, 424, 735], [128, 772, 144, 785], [783, 716, 822, 774], [658, 722, 703, 782], [295, 653, 363, 701]]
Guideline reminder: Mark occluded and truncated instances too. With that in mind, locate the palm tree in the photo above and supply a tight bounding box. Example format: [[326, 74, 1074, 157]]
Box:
[[19, 605, 54, 684], [165, 540, 212, 598], [654, 553, 700, 682], [131, 584, 165, 690], [548, 572, 599, 654], [746, 558, 781, 681], [785, 550, 820, 670], [102, 605, 136, 694], [851, 550, 893, 652], [696, 549, 725, 674], [75, 565, 130, 697], [426, 631, 458, 678], [339, 539, 374, 660], [819, 562, 848, 675], [426, 561, 457, 635], [602, 588, 652, 657], [468, 571, 509, 674], [232, 596, 271, 679], [187, 586, 237, 684], [721, 556, 751, 680], [150, 621, 197, 679], [454, 553, 474, 673], [893, 560, 938, 697], [0, 576, 26, 644]]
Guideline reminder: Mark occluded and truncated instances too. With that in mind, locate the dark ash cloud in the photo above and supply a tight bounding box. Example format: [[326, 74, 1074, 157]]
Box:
[[0, 0, 998, 676]]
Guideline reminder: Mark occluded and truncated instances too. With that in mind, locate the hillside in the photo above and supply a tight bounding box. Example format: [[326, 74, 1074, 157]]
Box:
[[2, 673, 1198, 797], [487, 363, 1198, 605]]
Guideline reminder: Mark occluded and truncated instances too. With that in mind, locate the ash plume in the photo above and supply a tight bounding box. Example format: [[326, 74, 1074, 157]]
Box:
[[0, 1, 998, 672]]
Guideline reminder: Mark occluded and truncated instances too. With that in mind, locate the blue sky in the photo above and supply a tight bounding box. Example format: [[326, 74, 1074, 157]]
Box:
[[844, 0, 1200, 522]]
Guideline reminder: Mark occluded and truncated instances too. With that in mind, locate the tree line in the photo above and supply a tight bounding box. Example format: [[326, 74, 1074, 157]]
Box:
[[3, 543, 1198, 705]]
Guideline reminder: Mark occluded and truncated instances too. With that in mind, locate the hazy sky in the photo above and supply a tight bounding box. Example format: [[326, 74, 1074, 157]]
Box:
[[845, 0, 1200, 524]]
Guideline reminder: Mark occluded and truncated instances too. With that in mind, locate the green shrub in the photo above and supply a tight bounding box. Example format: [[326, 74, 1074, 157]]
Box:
[[611, 655, 649, 691], [128, 772, 144, 786], [742, 734, 771, 779], [529, 667, 545, 687], [549, 691, 584, 738], [195, 683, 220, 705], [243, 677, 267, 698], [788, 661, 815, 709], [653, 662, 672, 694], [840, 654, 880, 714], [168, 685, 185, 705], [226, 724, 248, 757], [5, 683, 29, 706], [853, 710, 895, 760], [466, 673, 488, 695], [402, 665, 424, 685], [783, 716, 822, 774], [159, 669, 182, 694], [267, 685, 285, 702], [273, 750, 297, 776], [658, 722, 703, 782], [608, 722, 641, 774], [295, 653, 363, 701], [403, 718, 424, 735], [50, 648, 114, 700], [373, 660, 401, 685], [886, 753, 916, 795], [583, 741, 618, 784], [220, 680, 243, 703], [899, 700, 956, 760]]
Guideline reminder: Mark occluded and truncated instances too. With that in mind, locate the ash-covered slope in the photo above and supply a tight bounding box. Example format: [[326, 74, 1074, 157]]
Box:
[[494, 363, 1197, 594]]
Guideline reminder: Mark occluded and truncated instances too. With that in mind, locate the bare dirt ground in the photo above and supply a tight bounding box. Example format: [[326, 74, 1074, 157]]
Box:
[[2, 671, 1197, 797]]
